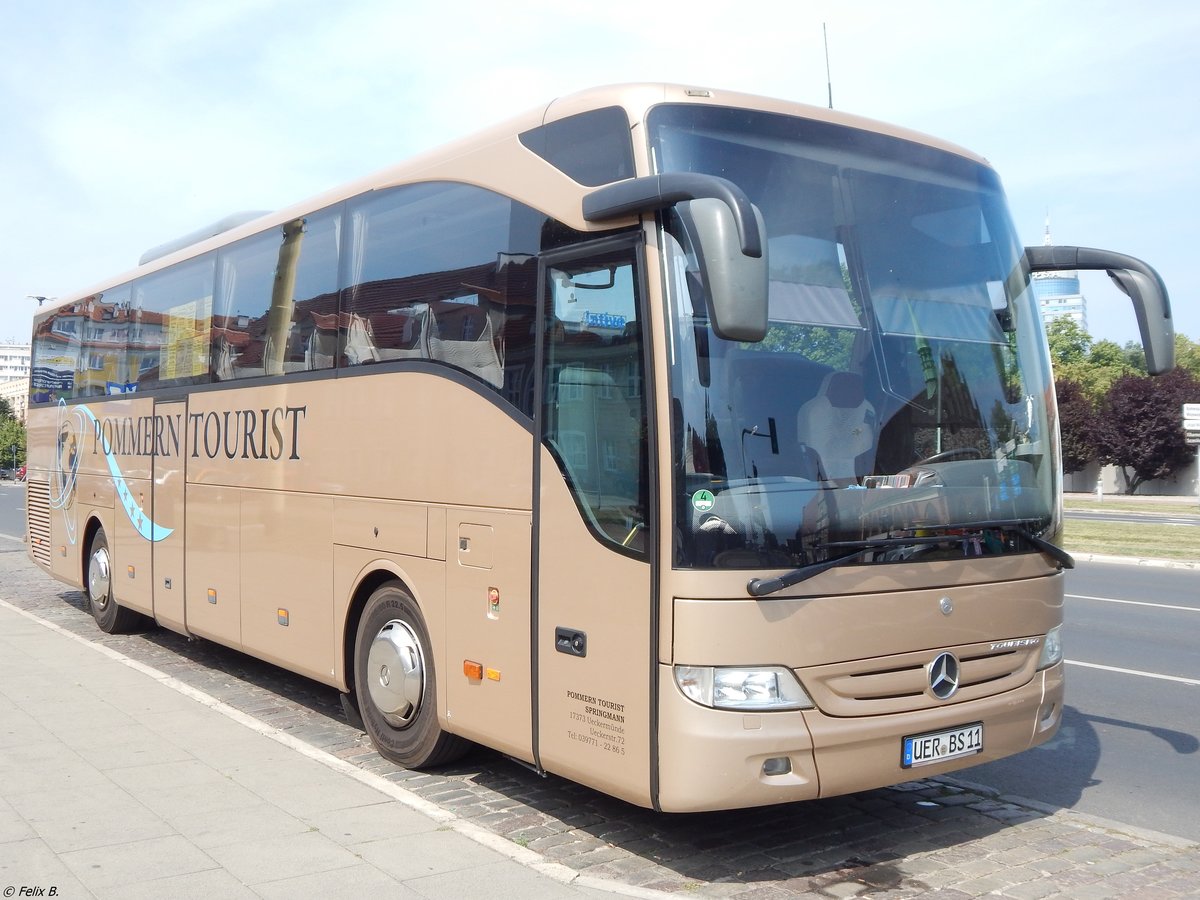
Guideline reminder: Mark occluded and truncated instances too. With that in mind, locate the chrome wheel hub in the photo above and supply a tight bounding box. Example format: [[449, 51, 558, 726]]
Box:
[[88, 546, 111, 610], [366, 619, 424, 727]]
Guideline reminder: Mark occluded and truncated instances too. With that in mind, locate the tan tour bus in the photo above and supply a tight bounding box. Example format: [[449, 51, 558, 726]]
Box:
[[25, 84, 1174, 812]]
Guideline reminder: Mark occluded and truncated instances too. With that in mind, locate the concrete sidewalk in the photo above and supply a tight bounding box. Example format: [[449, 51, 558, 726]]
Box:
[[0, 600, 622, 900]]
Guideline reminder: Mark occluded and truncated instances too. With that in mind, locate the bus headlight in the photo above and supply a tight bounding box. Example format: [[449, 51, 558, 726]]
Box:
[[1037, 625, 1063, 670], [674, 665, 814, 711]]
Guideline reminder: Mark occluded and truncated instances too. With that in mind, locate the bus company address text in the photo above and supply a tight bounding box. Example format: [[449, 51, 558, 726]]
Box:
[[565, 689, 627, 756]]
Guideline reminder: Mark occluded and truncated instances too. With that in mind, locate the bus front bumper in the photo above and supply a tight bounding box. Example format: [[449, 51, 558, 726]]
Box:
[[654, 662, 1063, 813]]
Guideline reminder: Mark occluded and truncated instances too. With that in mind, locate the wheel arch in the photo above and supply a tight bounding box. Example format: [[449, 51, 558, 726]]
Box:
[[339, 562, 427, 696], [80, 514, 109, 587]]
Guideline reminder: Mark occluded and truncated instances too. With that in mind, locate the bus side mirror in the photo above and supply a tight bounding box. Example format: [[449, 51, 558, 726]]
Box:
[[583, 172, 769, 343], [679, 198, 769, 343], [1026, 245, 1175, 374]]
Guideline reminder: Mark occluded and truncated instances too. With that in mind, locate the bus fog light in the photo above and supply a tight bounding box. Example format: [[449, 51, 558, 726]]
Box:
[[1037, 625, 1063, 670], [762, 756, 791, 776], [1038, 700, 1060, 732], [674, 665, 813, 711], [675, 666, 713, 706]]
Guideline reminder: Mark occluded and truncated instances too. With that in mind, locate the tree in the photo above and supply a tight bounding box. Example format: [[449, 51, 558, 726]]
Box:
[[1046, 318, 1133, 404], [1046, 317, 1091, 369], [1173, 333, 1200, 379], [1094, 368, 1200, 494], [1125, 334, 1200, 379], [1122, 340, 1146, 374], [0, 397, 14, 421], [0, 418, 25, 470], [1082, 338, 1136, 401], [1054, 378, 1098, 475]]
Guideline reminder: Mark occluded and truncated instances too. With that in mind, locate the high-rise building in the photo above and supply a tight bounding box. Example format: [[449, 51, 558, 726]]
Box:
[[0, 341, 30, 379], [1031, 219, 1088, 333], [0, 341, 32, 423]]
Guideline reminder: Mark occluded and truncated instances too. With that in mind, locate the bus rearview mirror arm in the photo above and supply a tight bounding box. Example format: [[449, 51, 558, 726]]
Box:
[[584, 174, 769, 343], [583, 173, 762, 256], [1025, 245, 1175, 374]]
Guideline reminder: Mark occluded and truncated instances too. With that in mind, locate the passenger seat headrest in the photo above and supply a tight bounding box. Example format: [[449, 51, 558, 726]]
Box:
[[825, 372, 865, 409]]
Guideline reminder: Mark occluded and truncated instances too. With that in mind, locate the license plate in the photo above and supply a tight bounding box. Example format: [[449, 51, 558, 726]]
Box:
[[902, 722, 983, 768]]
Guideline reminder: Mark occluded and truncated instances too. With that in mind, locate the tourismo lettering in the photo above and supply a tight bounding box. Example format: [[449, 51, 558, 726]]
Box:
[[188, 406, 307, 461]]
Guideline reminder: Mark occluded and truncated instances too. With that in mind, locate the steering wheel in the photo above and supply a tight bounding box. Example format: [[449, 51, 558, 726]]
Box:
[[915, 446, 984, 465]]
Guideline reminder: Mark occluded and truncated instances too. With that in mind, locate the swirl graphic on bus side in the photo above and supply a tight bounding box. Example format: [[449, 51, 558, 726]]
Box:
[[52, 401, 174, 543], [49, 399, 82, 545]]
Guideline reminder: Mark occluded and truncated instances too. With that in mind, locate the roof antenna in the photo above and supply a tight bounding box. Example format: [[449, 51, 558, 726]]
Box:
[[823, 23, 834, 109]]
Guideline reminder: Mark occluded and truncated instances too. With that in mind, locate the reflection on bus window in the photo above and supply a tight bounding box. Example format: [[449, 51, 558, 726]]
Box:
[[212, 209, 341, 381], [543, 247, 649, 554]]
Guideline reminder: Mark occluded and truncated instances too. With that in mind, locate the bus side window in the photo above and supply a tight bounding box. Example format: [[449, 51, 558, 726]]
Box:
[[133, 256, 216, 389], [543, 249, 649, 554], [212, 208, 341, 381], [342, 182, 539, 409]]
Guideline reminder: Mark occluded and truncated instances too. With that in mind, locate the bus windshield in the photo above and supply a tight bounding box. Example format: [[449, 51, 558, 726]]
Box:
[[650, 104, 1058, 572]]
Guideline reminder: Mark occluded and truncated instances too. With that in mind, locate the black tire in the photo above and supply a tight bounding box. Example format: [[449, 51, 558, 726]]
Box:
[[86, 528, 143, 634], [353, 583, 469, 768]]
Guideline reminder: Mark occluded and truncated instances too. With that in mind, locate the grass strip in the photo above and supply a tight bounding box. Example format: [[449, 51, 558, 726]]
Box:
[[1062, 519, 1200, 561], [1064, 498, 1198, 515]]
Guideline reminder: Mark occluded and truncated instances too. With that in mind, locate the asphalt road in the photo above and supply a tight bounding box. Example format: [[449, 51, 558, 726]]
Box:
[[0, 480, 24, 546], [2, 481, 1196, 844], [1065, 508, 1200, 527], [961, 560, 1200, 842]]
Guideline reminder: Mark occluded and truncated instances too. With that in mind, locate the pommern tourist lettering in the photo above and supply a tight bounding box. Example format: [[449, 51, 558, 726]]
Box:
[[188, 406, 307, 461], [88, 406, 306, 461]]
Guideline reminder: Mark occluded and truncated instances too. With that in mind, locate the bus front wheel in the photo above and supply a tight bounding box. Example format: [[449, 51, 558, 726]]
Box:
[[86, 528, 142, 634], [354, 583, 468, 768]]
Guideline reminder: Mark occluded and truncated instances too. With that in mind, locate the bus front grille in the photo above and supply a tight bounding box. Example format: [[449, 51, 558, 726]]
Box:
[[26, 480, 51, 567], [798, 640, 1042, 717]]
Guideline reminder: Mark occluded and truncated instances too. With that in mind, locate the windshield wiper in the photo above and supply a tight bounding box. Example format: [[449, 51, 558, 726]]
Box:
[[971, 519, 1075, 570], [745, 520, 1073, 599], [747, 539, 901, 597]]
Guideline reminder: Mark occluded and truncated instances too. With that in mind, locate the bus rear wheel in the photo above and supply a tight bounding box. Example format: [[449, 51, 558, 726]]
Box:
[[86, 528, 142, 634], [354, 583, 469, 768]]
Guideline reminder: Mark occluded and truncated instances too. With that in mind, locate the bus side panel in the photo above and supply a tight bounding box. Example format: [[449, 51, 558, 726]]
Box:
[[70, 474, 116, 588], [112, 496, 153, 617], [73, 472, 115, 515], [239, 490, 336, 684], [151, 400, 188, 634], [535, 459, 653, 808], [184, 482, 243, 648], [443, 507, 534, 763]]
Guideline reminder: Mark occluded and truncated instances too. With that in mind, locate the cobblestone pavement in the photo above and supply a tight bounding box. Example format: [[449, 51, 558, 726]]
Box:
[[3, 544, 1197, 899]]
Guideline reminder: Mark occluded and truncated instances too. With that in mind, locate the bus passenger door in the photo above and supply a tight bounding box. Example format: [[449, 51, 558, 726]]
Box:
[[534, 237, 655, 806], [151, 400, 187, 634]]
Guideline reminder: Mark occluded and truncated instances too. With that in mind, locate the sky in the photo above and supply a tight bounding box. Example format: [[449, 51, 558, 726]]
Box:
[[2, 0, 1197, 349]]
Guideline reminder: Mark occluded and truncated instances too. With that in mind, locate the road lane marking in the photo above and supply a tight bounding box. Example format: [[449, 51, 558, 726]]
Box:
[[1066, 594, 1199, 613], [1066, 659, 1200, 687]]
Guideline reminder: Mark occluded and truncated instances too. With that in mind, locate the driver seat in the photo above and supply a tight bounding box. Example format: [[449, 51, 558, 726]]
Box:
[[796, 371, 876, 482]]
